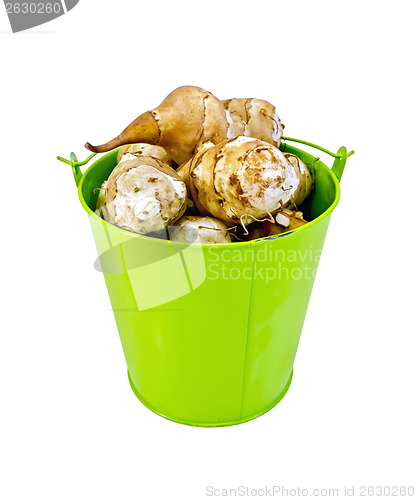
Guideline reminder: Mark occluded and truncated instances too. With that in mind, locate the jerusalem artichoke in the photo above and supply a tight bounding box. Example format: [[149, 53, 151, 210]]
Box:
[[247, 209, 308, 240], [283, 152, 312, 207], [170, 216, 231, 244], [85, 86, 283, 165], [117, 143, 174, 167], [222, 98, 284, 146], [104, 156, 187, 234], [177, 136, 302, 227]]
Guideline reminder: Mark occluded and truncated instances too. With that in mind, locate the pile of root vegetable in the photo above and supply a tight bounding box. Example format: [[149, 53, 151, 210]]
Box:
[[88, 86, 313, 244]]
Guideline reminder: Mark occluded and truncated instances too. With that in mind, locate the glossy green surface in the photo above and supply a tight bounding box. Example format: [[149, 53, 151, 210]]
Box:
[[75, 142, 348, 426]]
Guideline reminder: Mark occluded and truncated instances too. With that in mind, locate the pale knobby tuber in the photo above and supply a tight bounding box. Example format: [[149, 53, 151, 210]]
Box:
[[104, 156, 187, 234], [85, 86, 283, 165], [178, 136, 306, 228], [170, 216, 231, 244]]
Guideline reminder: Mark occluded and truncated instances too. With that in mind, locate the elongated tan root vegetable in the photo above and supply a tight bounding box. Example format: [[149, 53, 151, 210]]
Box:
[[85, 86, 283, 165], [86, 86, 227, 164], [170, 216, 231, 243], [116, 143, 174, 167], [104, 156, 187, 234], [247, 209, 308, 240], [283, 152, 312, 207], [178, 136, 302, 227]]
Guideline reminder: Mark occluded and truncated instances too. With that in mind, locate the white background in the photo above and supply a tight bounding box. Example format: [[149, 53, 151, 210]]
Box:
[[1, 1, 415, 499]]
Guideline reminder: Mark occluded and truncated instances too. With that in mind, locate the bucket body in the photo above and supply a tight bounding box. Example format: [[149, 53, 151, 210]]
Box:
[[77, 143, 343, 426]]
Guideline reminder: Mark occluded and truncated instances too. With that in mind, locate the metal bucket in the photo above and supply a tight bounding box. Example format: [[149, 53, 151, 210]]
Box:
[[60, 137, 353, 426]]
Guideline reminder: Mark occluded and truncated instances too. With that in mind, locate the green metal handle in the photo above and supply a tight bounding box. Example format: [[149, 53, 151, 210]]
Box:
[[281, 136, 354, 182], [57, 152, 97, 187]]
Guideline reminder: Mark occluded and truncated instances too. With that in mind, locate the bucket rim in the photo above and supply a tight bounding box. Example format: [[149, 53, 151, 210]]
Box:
[[77, 145, 341, 247]]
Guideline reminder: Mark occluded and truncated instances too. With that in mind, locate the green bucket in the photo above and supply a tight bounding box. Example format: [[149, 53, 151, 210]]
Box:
[[59, 138, 353, 427]]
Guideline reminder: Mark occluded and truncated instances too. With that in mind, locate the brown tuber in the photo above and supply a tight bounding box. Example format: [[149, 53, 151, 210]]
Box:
[[222, 98, 284, 146], [247, 209, 308, 240], [177, 136, 304, 228], [85, 86, 283, 165]]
